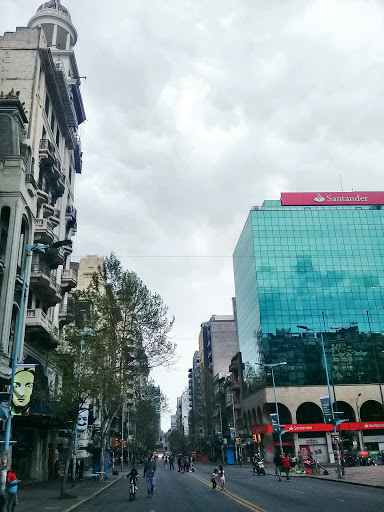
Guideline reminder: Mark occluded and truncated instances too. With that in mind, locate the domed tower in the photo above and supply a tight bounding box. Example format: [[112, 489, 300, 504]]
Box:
[[27, 1, 77, 50]]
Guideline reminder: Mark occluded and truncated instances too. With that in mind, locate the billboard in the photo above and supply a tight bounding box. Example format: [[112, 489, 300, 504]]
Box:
[[281, 191, 384, 206], [12, 365, 36, 415]]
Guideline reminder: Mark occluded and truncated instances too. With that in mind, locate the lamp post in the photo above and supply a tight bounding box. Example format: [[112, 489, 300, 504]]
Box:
[[215, 403, 224, 463], [256, 362, 287, 457], [228, 392, 239, 464], [365, 310, 384, 413], [297, 324, 343, 478], [356, 393, 364, 451], [1, 240, 72, 500]]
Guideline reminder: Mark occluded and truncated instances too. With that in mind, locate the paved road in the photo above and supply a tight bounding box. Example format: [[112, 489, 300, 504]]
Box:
[[77, 463, 384, 512]]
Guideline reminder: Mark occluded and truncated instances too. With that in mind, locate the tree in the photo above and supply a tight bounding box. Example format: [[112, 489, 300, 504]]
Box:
[[72, 254, 175, 480]]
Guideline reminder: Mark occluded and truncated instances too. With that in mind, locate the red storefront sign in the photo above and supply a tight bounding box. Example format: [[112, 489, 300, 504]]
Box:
[[251, 421, 384, 435], [281, 191, 384, 206]]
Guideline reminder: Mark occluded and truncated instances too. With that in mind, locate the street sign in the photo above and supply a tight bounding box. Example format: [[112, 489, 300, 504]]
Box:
[[270, 413, 280, 434]]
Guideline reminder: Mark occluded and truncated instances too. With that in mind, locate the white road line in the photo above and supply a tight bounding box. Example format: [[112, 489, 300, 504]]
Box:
[[293, 490, 305, 494]]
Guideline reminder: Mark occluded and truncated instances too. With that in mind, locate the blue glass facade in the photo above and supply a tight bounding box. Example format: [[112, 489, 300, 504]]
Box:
[[233, 200, 384, 397]]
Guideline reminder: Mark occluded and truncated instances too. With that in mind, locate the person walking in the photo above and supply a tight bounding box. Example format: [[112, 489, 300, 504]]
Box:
[[218, 465, 225, 491], [273, 452, 283, 481], [297, 452, 304, 471], [169, 454, 175, 470], [143, 455, 156, 498], [177, 455, 183, 473], [6, 466, 21, 512], [282, 454, 291, 481], [211, 468, 219, 490]]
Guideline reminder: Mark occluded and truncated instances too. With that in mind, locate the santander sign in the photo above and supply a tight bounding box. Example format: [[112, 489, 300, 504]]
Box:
[[281, 192, 384, 206]]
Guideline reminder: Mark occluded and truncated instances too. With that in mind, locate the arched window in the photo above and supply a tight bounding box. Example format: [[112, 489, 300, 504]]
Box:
[[360, 400, 384, 421], [297, 402, 324, 424]]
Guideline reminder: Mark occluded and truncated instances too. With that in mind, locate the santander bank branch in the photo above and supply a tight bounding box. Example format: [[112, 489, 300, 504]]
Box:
[[233, 192, 384, 462]]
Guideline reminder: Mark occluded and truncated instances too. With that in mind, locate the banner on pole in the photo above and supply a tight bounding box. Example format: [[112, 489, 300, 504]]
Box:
[[270, 413, 280, 433], [320, 396, 334, 424], [12, 365, 37, 415], [77, 402, 90, 432]]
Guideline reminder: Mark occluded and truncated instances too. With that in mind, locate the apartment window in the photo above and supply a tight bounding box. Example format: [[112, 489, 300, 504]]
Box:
[[42, 126, 46, 139], [68, 166, 72, 183], [56, 127, 60, 147], [44, 94, 50, 117]]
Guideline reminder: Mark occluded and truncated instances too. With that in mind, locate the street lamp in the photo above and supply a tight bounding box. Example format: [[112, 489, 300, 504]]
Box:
[[356, 393, 364, 451], [256, 362, 287, 457], [297, 324, 344, 478], [1, 240, 72, 498]]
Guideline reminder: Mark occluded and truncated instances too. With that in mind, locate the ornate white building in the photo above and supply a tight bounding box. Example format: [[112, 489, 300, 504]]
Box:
[[0, 1, 85, 480]]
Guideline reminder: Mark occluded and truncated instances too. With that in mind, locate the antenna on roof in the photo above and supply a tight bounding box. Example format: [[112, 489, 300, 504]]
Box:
[[339, 173, 344, 192]]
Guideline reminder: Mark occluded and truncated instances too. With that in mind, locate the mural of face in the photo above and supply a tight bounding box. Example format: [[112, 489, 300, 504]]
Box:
[[77, 405, 89, 432], [12, 368, 35, 415]]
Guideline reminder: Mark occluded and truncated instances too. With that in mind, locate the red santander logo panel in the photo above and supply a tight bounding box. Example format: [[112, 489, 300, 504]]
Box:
[[281, 192, 384, 206]]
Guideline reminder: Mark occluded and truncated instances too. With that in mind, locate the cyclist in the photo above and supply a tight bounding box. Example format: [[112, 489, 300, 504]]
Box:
[[126, 467, 139, 489]]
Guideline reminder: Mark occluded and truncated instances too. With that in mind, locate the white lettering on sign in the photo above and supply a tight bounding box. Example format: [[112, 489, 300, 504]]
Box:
[[325, 194, 368, 203], [364, 423, 384, 429], [288, 425, 313, 431]]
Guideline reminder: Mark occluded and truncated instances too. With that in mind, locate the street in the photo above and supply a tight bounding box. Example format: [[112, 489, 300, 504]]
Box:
[[77, 463, 384, 512]]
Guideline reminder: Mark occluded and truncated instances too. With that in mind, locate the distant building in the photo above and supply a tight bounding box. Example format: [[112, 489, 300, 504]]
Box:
[[76, 255, 104, 291]]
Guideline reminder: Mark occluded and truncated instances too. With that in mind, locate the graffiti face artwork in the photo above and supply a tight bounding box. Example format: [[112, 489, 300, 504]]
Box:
[[12, 367, 35, 415], [77, 404, 89, 432]]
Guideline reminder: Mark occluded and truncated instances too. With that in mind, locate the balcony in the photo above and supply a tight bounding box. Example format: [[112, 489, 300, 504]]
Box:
[[29, 264, 62, 306], [61, 268, 77, 291], [39, 139, 55, 165], [34, 218, 57, 245], [25, 173, 37, 197], [74, 136, 82, 174], [51, 172, 65, 197], [25, 308, 59, 351], [49, 208, 60, 227], [0, 252, 4, 273], [37, 181, 49, 206], [229, 360, 238, 373], [45, 246, 65, 268], [59, 304, 75, 326], [65, 205, 77, 227]]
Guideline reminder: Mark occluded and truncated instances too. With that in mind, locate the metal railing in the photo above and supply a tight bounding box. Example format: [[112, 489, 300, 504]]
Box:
[[26, 308, 54, 331], [65, 205, 77, 218], [25, 173, 37, 189]]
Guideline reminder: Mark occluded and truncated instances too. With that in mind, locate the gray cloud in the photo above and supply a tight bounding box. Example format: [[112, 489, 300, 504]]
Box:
[[2, 0, 384, 428]]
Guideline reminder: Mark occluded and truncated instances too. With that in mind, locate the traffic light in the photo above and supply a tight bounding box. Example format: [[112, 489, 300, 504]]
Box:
[[252, 434, 257, 443], [236, 437, 240, 445]]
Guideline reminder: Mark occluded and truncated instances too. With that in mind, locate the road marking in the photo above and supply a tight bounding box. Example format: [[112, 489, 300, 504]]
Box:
[[293, 490, 305, 494], [190, 473, 268, 512]]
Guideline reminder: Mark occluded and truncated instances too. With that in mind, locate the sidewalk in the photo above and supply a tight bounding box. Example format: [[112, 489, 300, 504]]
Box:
[[251, 463, 384, 488], [14, 469, 127, 512]]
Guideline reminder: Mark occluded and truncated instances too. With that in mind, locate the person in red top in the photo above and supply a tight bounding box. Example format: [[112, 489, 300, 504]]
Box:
[[6, 466, 21, 512], [282, 454, 291, 481]]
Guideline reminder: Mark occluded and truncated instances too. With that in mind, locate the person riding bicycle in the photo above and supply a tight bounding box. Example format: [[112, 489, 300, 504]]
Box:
[[126, 467, 139, 488]]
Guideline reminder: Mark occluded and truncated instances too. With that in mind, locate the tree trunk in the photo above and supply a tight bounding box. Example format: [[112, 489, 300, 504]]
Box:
[[60, 430, 75, 497]]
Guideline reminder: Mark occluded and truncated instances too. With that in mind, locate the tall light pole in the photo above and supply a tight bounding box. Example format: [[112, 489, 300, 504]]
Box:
[[256, 362, 287, 457], [1, 240, 71, 501], [356, 393, 364, 451], [297, 324, 344, 478], [229, 392, 239, 464]]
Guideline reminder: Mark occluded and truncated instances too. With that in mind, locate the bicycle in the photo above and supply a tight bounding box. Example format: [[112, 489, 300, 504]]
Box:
[[129, 477, 137, 501]]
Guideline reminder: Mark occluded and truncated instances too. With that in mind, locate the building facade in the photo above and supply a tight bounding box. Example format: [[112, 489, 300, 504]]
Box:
[[0, 1, 85, 479], [233, 192, 384, 461]]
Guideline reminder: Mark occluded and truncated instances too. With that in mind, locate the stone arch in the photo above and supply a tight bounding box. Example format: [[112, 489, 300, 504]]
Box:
[[251, 408, 257, 426], [263, 403, 292, 425], [296, 402, 324, 424], [247, 410, 252, 430], [257, 406, 262, 425], [360, 400, 384, 421], [333, 401, 356, 422]]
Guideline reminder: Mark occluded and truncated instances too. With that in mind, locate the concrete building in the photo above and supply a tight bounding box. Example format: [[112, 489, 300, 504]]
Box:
[[233, 192, 384, 462], [0, 0, 85, 479], [170, 414, 176, 431], [75, 255, 104, 291]]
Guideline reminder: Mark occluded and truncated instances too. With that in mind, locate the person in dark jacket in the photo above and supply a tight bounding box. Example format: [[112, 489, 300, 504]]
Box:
[[273, 452, 283, 481], [143, 456, 156, 497]]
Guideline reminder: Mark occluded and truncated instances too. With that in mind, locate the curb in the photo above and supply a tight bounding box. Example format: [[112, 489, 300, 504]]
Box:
[[63, 473, 127, 512], [307, 475, 384, 489]]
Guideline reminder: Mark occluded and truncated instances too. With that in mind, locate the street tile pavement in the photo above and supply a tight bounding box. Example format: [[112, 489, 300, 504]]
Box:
[[13, 470, 126, 512]]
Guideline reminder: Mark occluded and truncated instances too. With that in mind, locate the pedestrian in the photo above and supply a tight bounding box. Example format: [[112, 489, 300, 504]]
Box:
[[282, 453, 291, 481], [169, 454, 175, 470], [218, 465, 225, 491], [6, 465, 21, 512], [177, 455, 183, 473], [273, 452, 283, 481], [297, 452, 304, 470], [211, 468, 219, 490], [164, 455, 169, 469], [184, 456, 189, 473], [143, 455, 156, 498]]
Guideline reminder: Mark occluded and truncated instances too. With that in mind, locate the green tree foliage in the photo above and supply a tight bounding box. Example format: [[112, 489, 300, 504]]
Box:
[[55, 253, 175, 489]]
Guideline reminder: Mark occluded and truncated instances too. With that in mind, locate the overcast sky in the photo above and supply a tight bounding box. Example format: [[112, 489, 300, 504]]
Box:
[[2, 0, 384, 430]]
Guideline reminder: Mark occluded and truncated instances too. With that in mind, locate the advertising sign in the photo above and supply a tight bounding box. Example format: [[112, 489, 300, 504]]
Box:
[[281, 191, 384, 206], [320, 396, 334, 424], [77, 402, 90, 432], [229, 427, 236, 440], [270, 413, 280, 434], [12, 364, 36, 416]]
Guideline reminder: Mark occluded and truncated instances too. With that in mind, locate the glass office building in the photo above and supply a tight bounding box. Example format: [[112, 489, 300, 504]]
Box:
[[233, 197, 384, 398]]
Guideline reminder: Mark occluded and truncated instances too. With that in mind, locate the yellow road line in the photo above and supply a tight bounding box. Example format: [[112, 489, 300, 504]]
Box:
[[190, 473, 269, 512]]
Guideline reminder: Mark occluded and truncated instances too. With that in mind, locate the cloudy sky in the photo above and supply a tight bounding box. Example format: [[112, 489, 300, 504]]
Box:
[[2, 0, 384, 429]]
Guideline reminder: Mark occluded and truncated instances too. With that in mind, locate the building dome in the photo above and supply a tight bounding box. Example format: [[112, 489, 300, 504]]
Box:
[[36, 1, 71, 20], [28, 0, 77, 48]]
